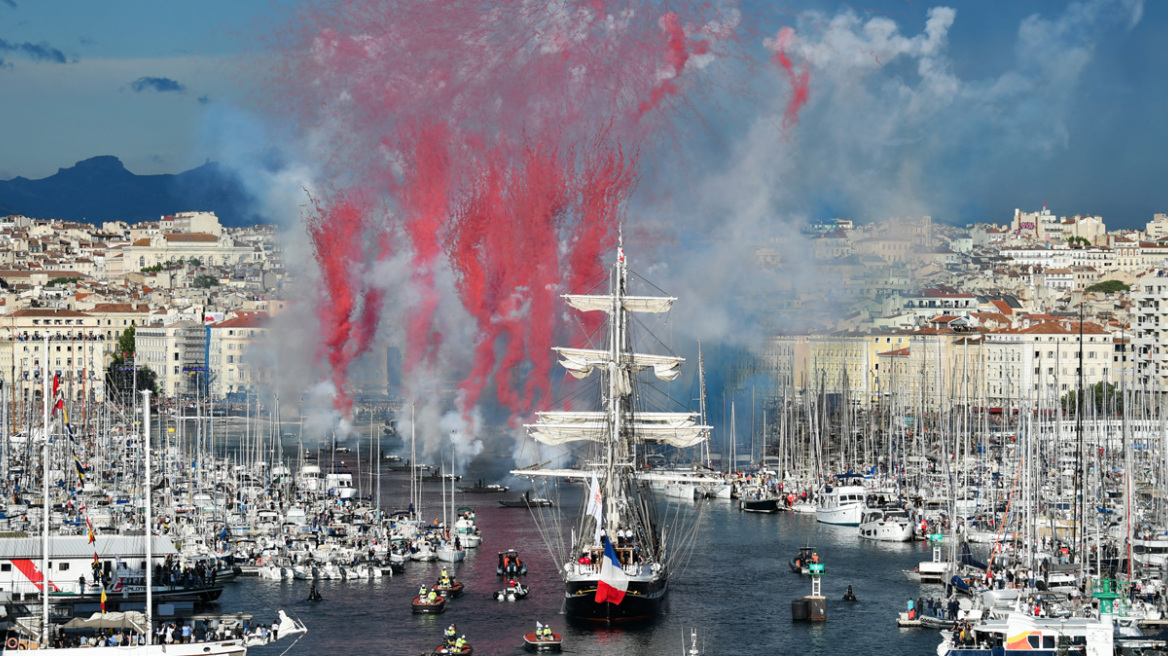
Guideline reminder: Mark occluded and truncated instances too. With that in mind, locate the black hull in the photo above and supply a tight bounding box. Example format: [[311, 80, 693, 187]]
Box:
[[563, 576, 666, 624], [740, 498, 779, 513]]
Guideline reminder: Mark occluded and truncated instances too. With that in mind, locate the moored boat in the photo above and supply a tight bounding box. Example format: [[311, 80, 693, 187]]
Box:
[[815, 479, 866, 526], [858, 508, 915, 542], [499, 491, 554, 508], [458, 480, 509, 494]]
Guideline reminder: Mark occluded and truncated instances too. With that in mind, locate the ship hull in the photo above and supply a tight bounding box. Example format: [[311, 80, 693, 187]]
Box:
[[564, 576, 666, 623]]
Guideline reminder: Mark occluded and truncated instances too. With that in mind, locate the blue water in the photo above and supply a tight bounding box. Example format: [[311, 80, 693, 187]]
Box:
[[232, 487, 948, 656]]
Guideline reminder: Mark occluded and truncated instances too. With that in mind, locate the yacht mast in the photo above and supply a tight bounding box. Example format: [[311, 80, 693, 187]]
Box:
[[143, 390, 153, 645], [40, 335, 49, 642]]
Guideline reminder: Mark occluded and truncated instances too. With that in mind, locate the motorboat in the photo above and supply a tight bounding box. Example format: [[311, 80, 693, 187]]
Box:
[[498, 549, 528, 576], [858, 508, 914, 542], [494, 581, 530, 601], [789, 546, 819, 575], [522, 629, 562, 652], [412, 594, 447, 614]]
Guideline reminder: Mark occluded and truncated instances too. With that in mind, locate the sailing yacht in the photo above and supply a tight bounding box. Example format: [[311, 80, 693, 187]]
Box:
[[513, 247, 710, 623]]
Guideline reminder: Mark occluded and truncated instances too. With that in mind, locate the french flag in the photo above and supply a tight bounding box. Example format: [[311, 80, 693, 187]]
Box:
[[595, 537, 628, 605]]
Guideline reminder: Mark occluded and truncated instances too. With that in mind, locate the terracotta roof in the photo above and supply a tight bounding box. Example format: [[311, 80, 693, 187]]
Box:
[[90, 303, 150, 313], [163, 232, 218, 243], [990, 300, 1013, 315], [10, 308, 92, 318], [132, 238, 151, 247], [878, 348, 911, 357], [994, 320, 1109, 336], [212, 312, 270, 329], [977, 312, 1009, 324]]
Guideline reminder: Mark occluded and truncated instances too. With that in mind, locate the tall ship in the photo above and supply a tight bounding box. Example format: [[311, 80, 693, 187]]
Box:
[[513, 246, 710, 623]]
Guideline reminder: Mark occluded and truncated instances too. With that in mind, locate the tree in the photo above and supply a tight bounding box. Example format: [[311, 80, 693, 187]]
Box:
[[1062, 381, 1124, 415], [106, 326, 159, 402], [111, 326, 136, 364], [1086, 279, 1129, 294], [194, 274, 219, 289]]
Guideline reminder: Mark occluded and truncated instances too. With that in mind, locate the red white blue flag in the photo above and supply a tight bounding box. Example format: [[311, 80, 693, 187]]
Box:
[[595, 538, 628, 605]]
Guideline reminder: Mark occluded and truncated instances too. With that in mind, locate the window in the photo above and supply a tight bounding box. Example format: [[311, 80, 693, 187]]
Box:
[[58, 562, 69, 571]]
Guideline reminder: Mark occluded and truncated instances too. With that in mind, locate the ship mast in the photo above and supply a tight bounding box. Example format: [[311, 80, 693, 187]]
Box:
[[605, 248, 624, 542]]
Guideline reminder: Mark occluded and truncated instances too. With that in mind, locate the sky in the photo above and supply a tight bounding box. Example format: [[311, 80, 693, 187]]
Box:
[[1, 0, 1165, 229]]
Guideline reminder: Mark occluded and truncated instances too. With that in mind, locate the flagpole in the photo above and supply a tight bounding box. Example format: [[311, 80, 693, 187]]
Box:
[[143, 389, 153, 645]]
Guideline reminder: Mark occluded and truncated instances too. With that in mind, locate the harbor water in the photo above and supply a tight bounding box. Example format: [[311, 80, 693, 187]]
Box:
[[233, 481, 947, 656]]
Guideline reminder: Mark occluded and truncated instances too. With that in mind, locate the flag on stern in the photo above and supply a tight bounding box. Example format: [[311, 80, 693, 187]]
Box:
[[595, 537, 628, 605]]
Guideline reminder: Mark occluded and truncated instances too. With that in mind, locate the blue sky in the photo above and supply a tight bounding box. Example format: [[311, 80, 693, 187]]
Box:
[[0, 0, 1165, 229]]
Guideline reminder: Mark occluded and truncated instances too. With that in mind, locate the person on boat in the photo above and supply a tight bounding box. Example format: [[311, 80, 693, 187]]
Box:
[[444, 624, 457, 645], [811, 552, 819, 564], [428, 590, 439, 603], [419, 584, 428, 598], [441, 567, 449, 580], [455, 635, 467, 650]]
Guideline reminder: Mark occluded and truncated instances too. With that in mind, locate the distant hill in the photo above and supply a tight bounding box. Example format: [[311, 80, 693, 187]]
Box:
[[0, 156, 259, 226]]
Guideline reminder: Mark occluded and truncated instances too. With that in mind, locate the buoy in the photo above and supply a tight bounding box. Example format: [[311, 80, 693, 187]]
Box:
[[793, 562, 827, 622], [7, 637, 19, 649]]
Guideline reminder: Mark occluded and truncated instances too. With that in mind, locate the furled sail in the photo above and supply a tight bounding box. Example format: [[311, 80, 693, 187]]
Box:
[[564, 294, 676, 314], [526, 421, 608, 446], [526, 411, 708, 448], [554, 347, 683, 382]]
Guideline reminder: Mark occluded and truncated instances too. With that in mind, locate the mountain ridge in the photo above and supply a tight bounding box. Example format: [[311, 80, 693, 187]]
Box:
[[0, 156, 259, 227]]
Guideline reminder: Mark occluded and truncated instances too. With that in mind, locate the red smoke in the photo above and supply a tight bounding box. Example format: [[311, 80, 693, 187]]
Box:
[[772, 26, 810, 132], [397, 123, 453, 373], [305, 189, 374, 416], [640, 12, 714, 117], [277, 1, 737, 420]]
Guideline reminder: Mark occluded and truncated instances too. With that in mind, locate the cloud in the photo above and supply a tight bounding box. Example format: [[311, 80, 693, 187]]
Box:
[[0, 38, 68, 66], [197, 94, 210, 105], [733, 0, 1147, 224], [130, 76, 186, 93]]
